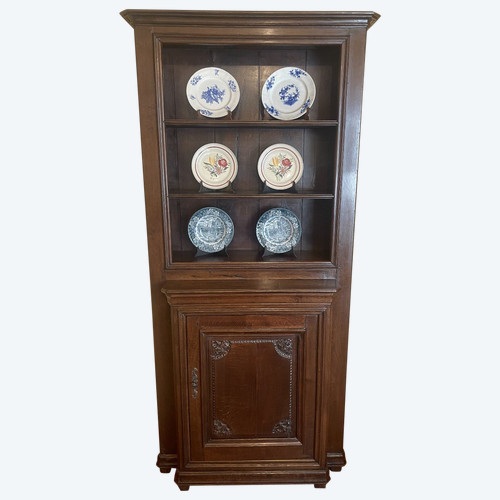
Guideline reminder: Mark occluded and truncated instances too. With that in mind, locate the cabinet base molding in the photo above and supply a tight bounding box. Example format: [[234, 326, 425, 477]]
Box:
[[327, 450, 347, 471], [174, 469, 330, 489], [156, 453, 178, 471], [158, 452, 345, 475]]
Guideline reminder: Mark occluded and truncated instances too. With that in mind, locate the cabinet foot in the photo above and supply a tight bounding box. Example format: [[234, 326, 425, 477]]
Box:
[[159, 467, 171, 473], [177, 484, 190, 491], [314, 484, 327, 488], [329, 466, 342, 472]]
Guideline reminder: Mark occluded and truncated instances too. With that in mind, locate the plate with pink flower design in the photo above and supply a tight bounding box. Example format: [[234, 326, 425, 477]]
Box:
[[186, 67, 240, 118], [192, 143, 238, 190], [257, 143, 304, 190]]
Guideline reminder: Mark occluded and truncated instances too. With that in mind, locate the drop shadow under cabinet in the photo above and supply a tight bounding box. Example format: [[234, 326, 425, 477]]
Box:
[[121, 9, 379, 490]]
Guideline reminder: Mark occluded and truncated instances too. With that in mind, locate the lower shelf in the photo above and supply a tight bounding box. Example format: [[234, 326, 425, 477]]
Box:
[[171, 249, 331, 263]]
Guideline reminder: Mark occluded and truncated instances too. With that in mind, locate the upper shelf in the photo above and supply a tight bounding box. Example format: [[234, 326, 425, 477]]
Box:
[[164, 119, 338, 129]]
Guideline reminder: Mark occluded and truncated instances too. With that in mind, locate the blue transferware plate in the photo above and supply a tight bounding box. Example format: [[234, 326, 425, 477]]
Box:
[[186, 67, 240, 118], [256, 208, 302, 254], [261, 67, 316, 121], [188, 207, 234, 253]]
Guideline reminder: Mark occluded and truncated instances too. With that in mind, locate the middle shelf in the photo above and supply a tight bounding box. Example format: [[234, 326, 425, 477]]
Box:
[[168, 192, 334, 199]]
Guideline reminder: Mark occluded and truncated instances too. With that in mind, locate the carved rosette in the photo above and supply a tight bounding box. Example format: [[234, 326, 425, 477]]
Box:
[[272, 419, 292, 436], [273, 338, 293, 359], [211, 340, 231, 360], [213, 419, 232, 436]]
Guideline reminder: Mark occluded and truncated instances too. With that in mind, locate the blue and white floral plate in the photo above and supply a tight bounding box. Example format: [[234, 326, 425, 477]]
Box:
[[257, 143, 303, 190], [186, 67, 240, 118], [188, 207, 234, 253], [192, 143, 238, 189], [262, 67, 316, 121], [256, 208, 302, 254]]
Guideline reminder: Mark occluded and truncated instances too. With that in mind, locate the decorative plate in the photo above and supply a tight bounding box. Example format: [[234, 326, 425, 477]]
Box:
[[192, 143, 238, 189], [261, 67, 316, 121], [188, 207, 234, 253], [257, 143, 303, 190], [256, 208, 302, 254], [186, 67, 240, 118]]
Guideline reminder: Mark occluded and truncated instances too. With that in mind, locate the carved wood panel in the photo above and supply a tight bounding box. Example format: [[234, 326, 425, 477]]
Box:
[[207, 335, 297, 440]]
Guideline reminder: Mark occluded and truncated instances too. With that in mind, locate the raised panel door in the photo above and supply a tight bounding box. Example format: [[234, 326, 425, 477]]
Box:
[[180, 312, 324, 466]]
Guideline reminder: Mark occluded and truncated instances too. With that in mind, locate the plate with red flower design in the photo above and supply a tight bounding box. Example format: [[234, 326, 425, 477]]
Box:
[[191, 143, 238, 190], [257, 143, 304, 190]]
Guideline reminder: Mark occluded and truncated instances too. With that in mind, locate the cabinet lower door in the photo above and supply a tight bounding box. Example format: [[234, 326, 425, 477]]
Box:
[[176, 311, 328, 474]]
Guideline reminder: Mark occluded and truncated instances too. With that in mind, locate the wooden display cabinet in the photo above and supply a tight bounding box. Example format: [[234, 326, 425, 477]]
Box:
[[121, 9, 379, 490]]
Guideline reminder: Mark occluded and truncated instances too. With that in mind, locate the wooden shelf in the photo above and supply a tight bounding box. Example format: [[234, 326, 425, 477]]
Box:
[[162, 279, 337, 294], [164, 119, 338, 128], [168, 192, 334, 200], [171, 249, 332, 264]]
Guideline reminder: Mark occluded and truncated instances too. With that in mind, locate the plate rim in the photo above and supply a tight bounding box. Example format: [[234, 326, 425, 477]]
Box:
[[261, 66, 316, 121], [191, 142, 238, 189], [186, 67, 240, 118], [187, 206, 234, 253], [256, 207, 302, 253], [257, 143, 304, 190]]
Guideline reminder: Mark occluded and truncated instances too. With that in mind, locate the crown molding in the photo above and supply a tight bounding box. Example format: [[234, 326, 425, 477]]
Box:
[[120, 10, 380, 30]]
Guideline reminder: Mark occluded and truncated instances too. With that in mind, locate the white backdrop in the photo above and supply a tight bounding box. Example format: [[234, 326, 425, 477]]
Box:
[[1, 1, 499, 499]]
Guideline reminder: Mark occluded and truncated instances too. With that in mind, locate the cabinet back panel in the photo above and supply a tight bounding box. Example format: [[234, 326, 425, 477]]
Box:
[[165, 128, 336, 194], [168, 198, 332, 260], [162, 46, 341, 121]]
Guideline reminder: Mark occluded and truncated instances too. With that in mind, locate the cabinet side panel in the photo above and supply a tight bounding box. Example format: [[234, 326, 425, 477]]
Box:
[[328, 28, 368, 466], [133, 27, 176, 460]]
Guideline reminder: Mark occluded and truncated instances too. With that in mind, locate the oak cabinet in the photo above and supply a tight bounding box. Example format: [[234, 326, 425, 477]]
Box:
[[121, 9, 379, 490], [166, 290, 333, 487]]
